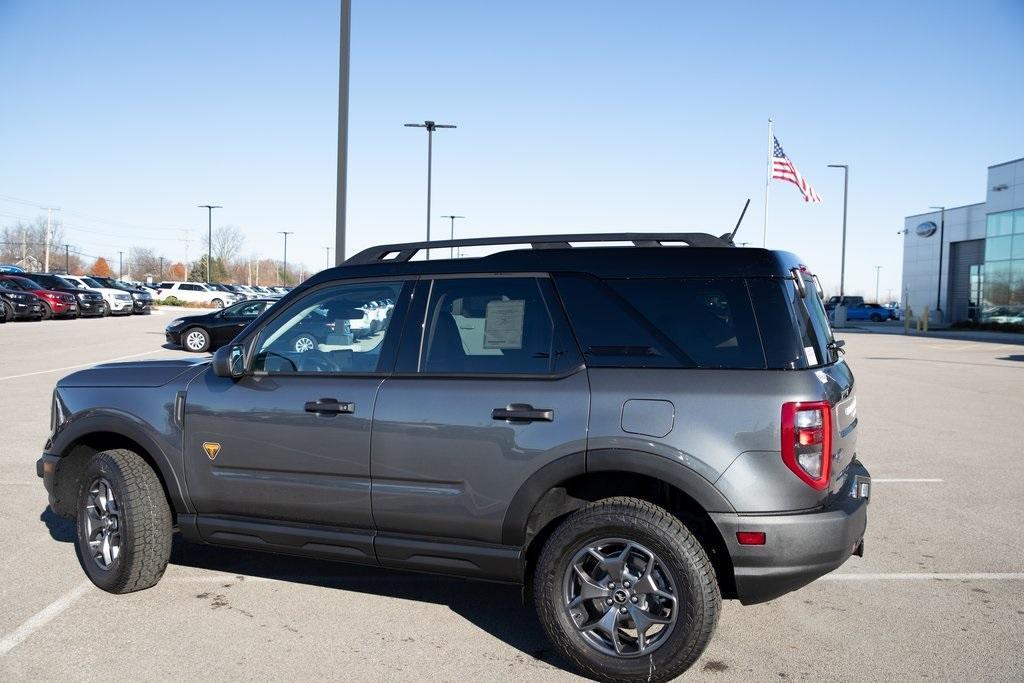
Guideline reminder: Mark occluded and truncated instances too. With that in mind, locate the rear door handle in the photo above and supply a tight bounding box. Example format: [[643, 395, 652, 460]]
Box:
[[304, 398, 355, 415], [492, 403, 554, 422]]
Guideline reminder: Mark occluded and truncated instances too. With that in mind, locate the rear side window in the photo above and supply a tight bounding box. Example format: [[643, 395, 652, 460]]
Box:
[[748, 278, 836, 368], [418, 277, 578, 375], [554, 274, 767, 369]]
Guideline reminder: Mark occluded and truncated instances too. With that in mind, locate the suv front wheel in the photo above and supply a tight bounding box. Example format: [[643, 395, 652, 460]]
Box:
[[533, 497, 720, 682], [75, 449, 172, 593]]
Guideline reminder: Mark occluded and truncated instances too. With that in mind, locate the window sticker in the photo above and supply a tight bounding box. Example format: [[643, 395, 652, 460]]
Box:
[[484, 299, 525, 349]]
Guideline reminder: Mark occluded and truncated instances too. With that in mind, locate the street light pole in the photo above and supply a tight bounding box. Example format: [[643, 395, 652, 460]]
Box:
[[197, 204, 222, 282], [335, 0, 351, 265], [404, 120, 456, 259], [278, 231, 294, 286], [118, 251, 124, 280], [930, 206, 945, 320], [440, 215, 464, 258], [827, 165, 849, 297], [874, 265, 882, 303], [324, 246, 332, 269]]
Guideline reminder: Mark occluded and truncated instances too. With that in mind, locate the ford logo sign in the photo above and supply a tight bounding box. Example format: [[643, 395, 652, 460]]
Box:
[[916, 221, 938, 238]]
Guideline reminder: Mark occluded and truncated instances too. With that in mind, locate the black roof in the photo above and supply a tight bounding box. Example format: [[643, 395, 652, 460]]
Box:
[[302, 233, 805, 290]]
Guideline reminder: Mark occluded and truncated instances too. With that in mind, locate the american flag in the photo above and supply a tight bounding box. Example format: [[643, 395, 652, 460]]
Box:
[[772, 136, 822, 203]]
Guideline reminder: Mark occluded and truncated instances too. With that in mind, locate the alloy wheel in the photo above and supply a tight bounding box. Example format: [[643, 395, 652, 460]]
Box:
[[83, 478, 121, 570], [562, 538, 678, 658], [294, 335, 315, 353], [185, 330, 208, 351]]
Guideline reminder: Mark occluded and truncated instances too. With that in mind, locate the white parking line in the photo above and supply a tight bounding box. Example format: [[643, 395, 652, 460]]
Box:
[[0, 350, 161, 382], [872, 478, 944, 483], [822, 573, 1024, 581], [0, 581, 91, 656]]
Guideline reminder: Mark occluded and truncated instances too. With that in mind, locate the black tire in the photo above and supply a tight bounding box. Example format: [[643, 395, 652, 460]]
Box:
[[74, 449, 172, 594], [40, 301, 53, 320], [212, 297, 224, 309], [1, 301, 11, 322], [100, 301, 110, 317], [533, 497, 720, 682], [182, 326, 211, 353], [869, 313, 882, 322]]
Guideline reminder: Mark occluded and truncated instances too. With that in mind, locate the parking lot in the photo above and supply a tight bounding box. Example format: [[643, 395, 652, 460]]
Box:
[[1, 311, 1022, 681]]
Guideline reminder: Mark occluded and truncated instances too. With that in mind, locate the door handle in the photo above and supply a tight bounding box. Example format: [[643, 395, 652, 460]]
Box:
[[492, 403, 554, 422], [304, 398, 355, 414]]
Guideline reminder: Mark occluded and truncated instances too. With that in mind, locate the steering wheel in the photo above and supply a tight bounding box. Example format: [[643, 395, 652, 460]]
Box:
[[296, 351, 337, 373]]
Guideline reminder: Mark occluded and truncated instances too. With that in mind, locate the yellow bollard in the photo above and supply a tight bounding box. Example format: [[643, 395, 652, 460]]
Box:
[[922, 306, 929, 333], [905, 307, 912, 334]]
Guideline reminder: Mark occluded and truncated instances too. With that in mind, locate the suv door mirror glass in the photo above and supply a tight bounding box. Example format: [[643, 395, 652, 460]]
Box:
[[212, 344, 246, 378]]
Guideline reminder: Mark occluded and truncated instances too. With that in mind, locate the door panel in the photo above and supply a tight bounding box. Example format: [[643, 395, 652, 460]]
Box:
[[183, 369, 382, 530], [370, 371, 589, 544]]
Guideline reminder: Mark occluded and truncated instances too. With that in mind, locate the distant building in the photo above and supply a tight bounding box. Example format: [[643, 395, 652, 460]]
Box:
[[902, 157, 1024, 323]]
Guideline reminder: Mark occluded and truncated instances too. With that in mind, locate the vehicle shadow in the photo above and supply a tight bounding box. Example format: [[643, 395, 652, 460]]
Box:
[[39, 507, 568, 672]]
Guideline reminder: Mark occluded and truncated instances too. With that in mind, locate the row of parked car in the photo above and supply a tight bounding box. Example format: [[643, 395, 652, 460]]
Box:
[[153, 281, 291, 308], [0, 270, 154, 322]]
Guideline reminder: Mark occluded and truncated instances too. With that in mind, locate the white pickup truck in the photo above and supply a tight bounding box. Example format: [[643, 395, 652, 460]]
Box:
[[156, 281, 233, 308]]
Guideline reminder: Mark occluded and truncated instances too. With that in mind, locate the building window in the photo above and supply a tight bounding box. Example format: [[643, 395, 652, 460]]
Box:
[[982, 210, 1024, 323]]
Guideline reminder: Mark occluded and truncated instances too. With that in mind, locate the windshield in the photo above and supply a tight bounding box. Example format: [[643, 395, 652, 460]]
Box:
[[6, 276, 42, 290], [80, 277, 102, 288]]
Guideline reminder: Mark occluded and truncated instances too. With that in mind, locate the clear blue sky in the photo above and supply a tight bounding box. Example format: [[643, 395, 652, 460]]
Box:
[[1, 0, 1022, 295]]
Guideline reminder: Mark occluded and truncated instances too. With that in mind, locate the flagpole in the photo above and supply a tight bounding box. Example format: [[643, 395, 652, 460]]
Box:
[[762, 118, 773, 248]]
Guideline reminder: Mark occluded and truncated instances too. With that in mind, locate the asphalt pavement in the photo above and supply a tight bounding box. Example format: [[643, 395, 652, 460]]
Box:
[[1, 311, 1022, 680]]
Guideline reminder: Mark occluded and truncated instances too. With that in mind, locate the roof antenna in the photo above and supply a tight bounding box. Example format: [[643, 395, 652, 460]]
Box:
[[723, 198, 751, 246]]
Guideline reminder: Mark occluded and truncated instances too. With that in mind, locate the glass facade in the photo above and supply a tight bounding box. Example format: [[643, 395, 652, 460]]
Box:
[[982, 209, 1024, 323]]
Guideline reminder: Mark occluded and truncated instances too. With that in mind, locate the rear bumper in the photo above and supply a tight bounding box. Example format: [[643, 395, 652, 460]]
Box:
[[711, 460, 870, 605]]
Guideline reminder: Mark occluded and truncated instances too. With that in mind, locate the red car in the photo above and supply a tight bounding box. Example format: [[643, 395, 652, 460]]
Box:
[[0, 275, 78, 319]]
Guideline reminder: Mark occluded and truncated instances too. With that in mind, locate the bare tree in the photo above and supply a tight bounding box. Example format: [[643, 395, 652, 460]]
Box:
[[128, 247, 164, 280], [203, 225, 246, 271]]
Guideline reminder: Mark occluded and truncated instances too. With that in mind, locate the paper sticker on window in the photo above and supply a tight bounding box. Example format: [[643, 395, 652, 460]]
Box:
[[484, 299, 525, 349]]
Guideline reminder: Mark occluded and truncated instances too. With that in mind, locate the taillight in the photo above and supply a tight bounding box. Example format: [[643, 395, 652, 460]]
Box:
[[781, 400, 832, 490]]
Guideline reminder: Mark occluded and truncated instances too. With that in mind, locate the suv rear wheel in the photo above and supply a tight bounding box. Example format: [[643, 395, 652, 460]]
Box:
[[75, 449, 172, 593], [533, 497, 720, 682]]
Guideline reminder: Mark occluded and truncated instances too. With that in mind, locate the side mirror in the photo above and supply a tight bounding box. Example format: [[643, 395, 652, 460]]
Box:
[[212, 344, 246, 379]]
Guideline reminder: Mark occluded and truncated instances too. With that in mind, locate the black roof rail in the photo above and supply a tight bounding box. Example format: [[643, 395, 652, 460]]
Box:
[[345, 232, 733, 265]]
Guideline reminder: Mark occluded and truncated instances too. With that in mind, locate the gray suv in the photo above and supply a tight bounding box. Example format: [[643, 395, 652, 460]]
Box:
[[37, 233, 869, 681]]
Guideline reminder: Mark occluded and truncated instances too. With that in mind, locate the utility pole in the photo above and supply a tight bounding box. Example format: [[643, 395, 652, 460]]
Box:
[[159, 256, 164, 280], [118, 251, 124, 280], [336, 0, 351, 265], [324, 246, 332, 269], [278, 231, 294, 286], [180, 228, 192, 281], [255, 259, 260, 286], [440, 215, 464, 258], [197, 204, 222, 282], [64, 245, 70, 273], [404, 120, 456, 259], [930, 206, 945, 321], [42, 207, 60, 272], [827, 165, 849, 297], [874, 265, 882, 303]]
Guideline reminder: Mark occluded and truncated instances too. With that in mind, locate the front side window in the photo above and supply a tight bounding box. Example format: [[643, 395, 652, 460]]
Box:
[[228, 301, 269, 318], [251, 281, 404, 374], [419, 277, 569, 375]]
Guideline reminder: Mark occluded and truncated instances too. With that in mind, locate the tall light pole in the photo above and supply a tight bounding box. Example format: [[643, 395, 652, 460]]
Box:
[[336, 0, 351, 265], [118, 251, 124, 280], [198, 204, 222, 282], [874, 265, 882, 303], [404, 120, 456, 259], [827, 165, 849, 297], [440, 215, 464, 258], [278, 231, 294, 286], [930, 206, 945, 320]]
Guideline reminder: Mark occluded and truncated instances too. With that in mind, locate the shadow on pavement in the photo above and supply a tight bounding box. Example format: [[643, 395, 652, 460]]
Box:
[[40, 507, 569, 673]]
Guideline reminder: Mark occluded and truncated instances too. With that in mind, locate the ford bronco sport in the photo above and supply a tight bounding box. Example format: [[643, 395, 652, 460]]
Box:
[[38, 233, 869, 681]]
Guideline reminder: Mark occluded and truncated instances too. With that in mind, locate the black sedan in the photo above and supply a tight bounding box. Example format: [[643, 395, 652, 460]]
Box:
[[0, 280, 44, 321], [166, 299, 275, 352]]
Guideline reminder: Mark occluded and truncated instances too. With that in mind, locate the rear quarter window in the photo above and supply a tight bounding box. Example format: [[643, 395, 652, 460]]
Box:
[[554, 274, 767, 369]]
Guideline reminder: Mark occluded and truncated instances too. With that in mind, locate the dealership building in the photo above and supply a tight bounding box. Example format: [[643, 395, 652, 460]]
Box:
[[902, 157, 1024, 323]]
